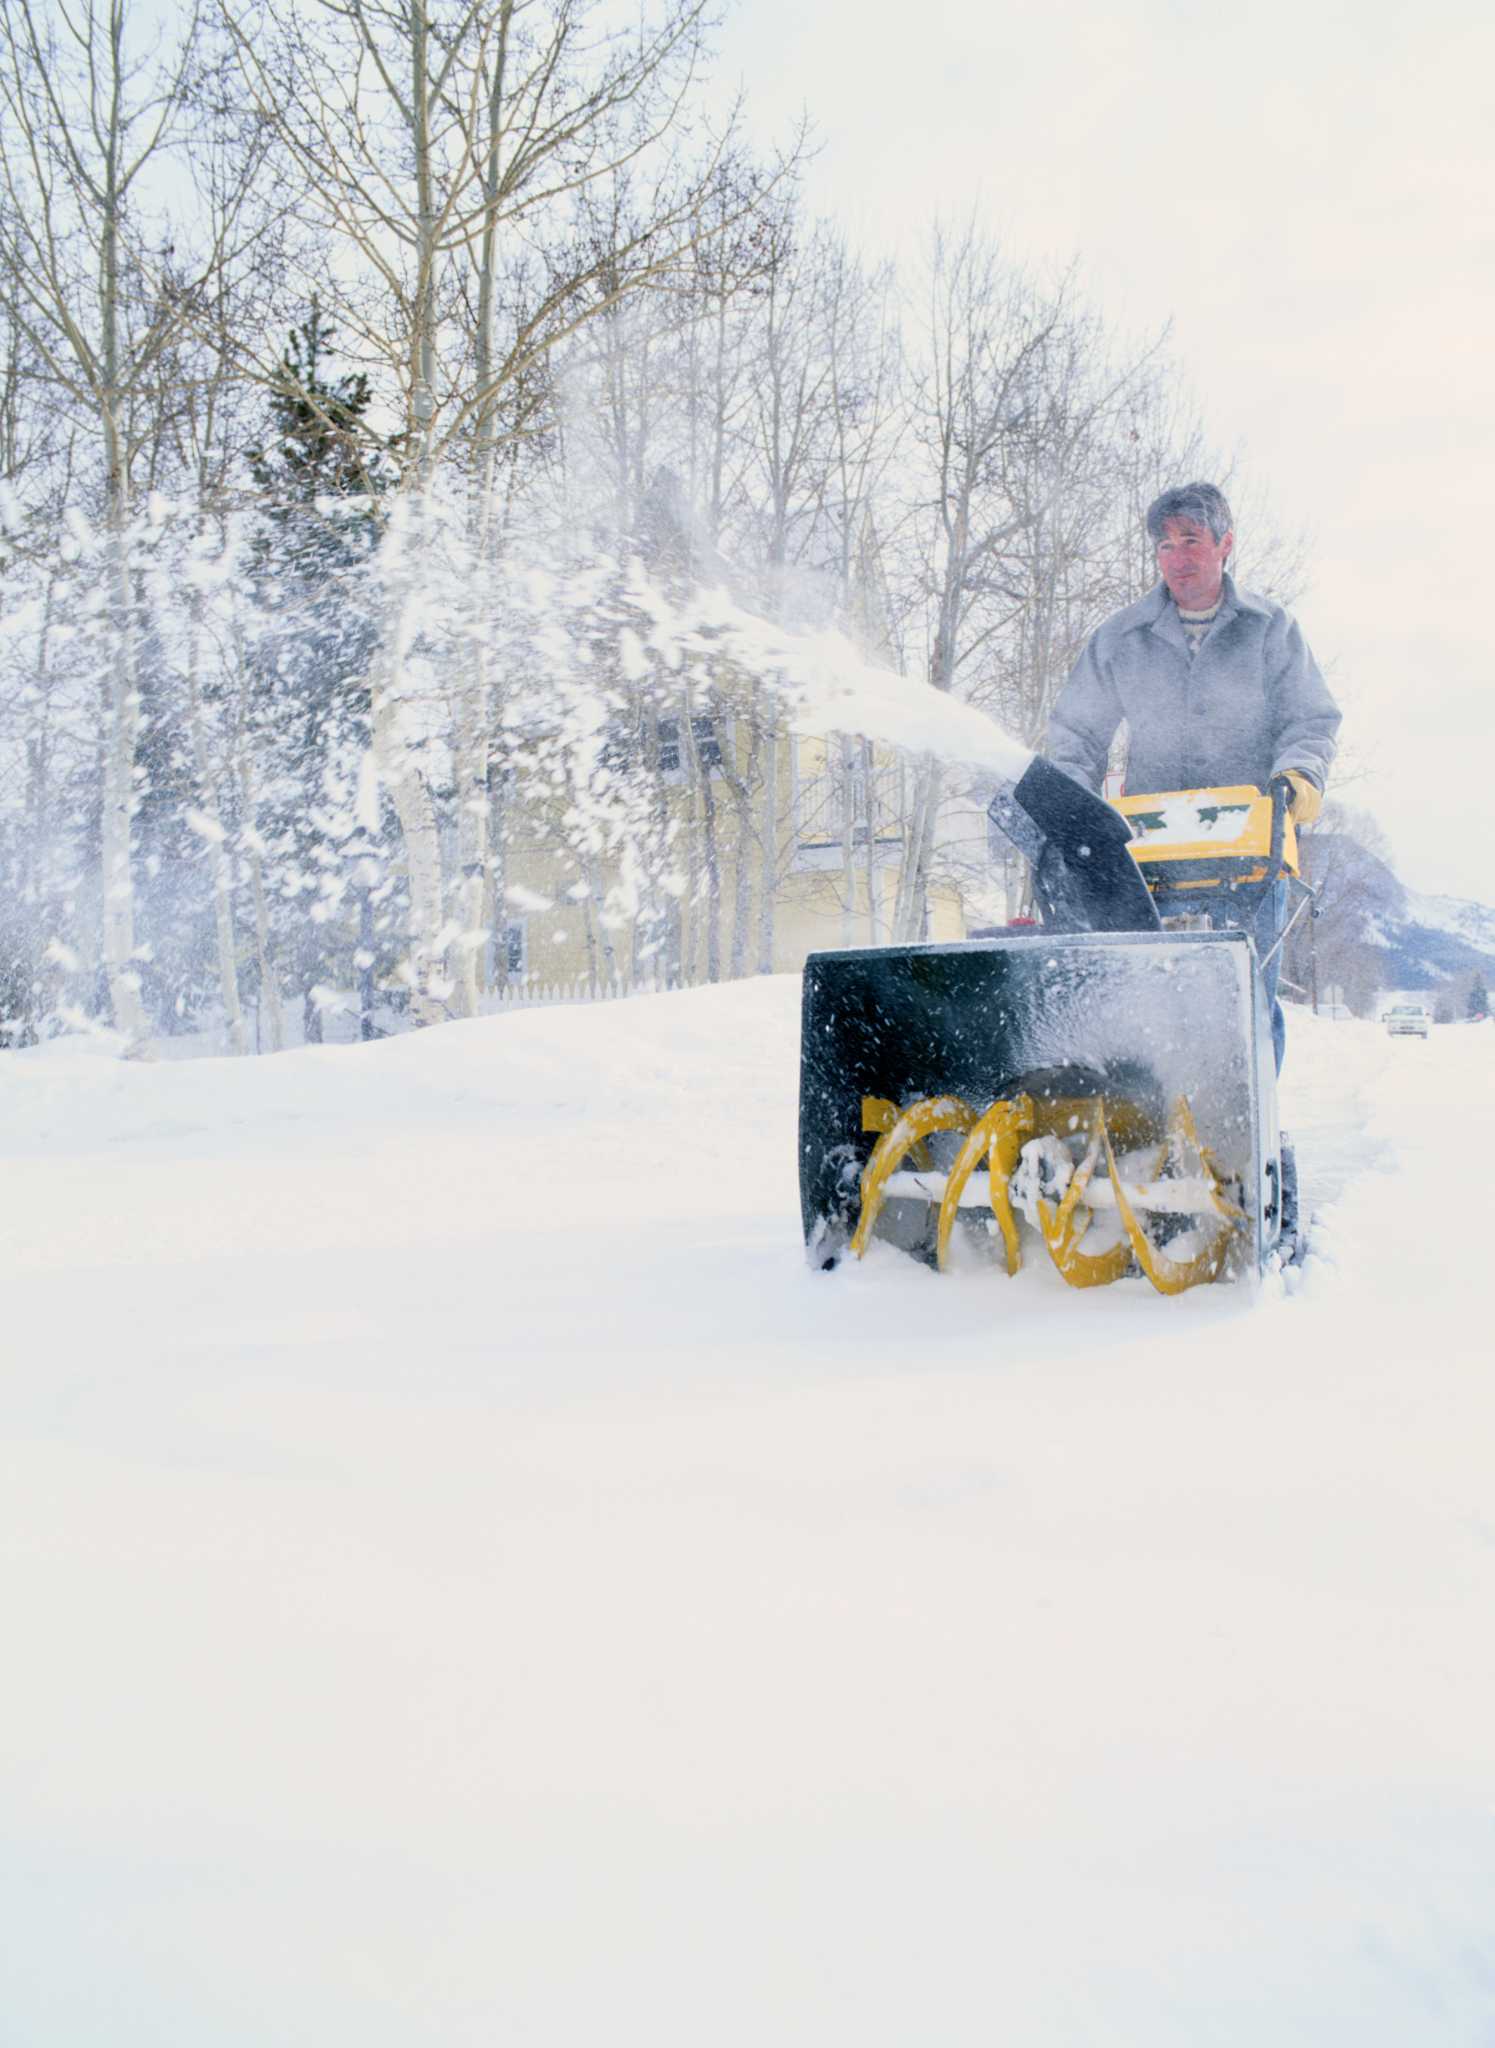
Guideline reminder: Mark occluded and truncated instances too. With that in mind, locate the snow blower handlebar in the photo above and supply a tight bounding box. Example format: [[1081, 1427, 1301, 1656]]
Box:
[[1263, 774, 1293, 891], [1256, 779, 1320, 972], [992, 762, 1302, 935]]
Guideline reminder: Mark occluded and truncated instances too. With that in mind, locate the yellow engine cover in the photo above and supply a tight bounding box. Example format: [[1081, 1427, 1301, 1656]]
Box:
[[1113, 785, 1299, 889]]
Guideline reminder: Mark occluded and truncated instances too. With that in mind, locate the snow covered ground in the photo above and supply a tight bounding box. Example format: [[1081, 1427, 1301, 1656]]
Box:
[[4, 987, 1494, 2046]]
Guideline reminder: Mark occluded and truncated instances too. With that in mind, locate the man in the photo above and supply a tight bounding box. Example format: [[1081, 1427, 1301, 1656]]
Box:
[[1044, 481, 1341, 1068]]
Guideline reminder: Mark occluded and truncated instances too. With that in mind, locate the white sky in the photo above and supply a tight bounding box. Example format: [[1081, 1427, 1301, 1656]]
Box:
[[716, 0, 1495, 901]]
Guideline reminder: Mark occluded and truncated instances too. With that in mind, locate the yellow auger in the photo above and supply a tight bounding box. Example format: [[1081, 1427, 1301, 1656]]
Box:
[[800, 766, 1309, 1286], [848, 1091, 1244, 1295]]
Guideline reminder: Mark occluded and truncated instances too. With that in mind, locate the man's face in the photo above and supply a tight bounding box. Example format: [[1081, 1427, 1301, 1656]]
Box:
[[1155, 516, 1233, 609]]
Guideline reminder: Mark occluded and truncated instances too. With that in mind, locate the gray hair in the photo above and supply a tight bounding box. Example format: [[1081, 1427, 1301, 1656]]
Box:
[[1145, 482, 1233, 545]]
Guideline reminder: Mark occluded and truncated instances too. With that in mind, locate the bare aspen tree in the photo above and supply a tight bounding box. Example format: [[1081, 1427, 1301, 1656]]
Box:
[[541, 160, 798, 988], [504, 232, 677, 982], [1110, 365, 1215, 601], [228, 599, 287, 1050], [223, 0, 763, 1022], [221, 0, 484, 1022], [730, 209, 825, 969], [148, 104, 282, 1054], [0, 0, 253, 1049], [893, 227, 1065, 942], [809, 235, 902, 950], [181, 534, 249, 1053], [0, 279, 70, 1031], [0, 262, 68, 504], [963, 307, 1168, 913], [680, 172, 792, 977]]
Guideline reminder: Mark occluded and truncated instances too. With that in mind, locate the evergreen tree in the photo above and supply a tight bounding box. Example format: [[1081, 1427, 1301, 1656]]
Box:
[[244, 307, 401, 1041], [132, 556, 220, 1036]]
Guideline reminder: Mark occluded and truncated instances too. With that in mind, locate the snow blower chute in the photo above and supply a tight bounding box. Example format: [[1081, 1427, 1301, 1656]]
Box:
[[799, 759, 1310, 1292]]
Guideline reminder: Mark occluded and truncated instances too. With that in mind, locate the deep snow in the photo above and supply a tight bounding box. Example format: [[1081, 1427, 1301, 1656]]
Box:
[[4, 987, 1494, 2046]]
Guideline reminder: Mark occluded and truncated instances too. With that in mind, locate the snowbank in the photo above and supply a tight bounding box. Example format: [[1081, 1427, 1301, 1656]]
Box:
[[3, 988, 1493, 2045]]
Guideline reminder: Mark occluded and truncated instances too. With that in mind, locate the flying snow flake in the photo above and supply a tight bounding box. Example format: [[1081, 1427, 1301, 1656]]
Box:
[[355, 752, 382, 834], [308, 985, 358, 1017], [618, 627, 649, 682], [184, 808, 228, 845]]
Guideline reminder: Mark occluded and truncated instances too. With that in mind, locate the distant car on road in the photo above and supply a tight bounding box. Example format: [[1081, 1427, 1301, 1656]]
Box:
[[1385, 1003, 1431, 1038]]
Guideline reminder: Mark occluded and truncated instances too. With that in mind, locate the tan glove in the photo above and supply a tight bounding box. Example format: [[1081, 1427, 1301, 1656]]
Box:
[[1283, 771, 1323, 825]]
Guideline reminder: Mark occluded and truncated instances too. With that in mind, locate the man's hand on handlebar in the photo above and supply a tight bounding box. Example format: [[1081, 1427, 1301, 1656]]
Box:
[[1271, 771, 1324, 826]]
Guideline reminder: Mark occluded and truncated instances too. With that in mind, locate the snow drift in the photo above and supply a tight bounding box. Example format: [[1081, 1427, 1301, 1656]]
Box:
[[3, 984, 1494, 2046]]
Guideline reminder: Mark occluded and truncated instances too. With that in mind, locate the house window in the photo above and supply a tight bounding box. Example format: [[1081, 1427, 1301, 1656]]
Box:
[[795, 736, 876, 840], [659, 714, 723, 776], [792, 734, 903, 865], [598, 719, 637, 776]]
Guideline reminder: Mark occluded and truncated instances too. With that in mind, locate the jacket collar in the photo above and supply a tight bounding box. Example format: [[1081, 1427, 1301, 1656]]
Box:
[[1139, 568, 1269, 645]]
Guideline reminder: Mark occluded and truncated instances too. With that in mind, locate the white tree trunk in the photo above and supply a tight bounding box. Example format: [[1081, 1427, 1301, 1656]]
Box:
[[185, 580, 246, 1055], [226, 599, 285, 1054], [372, 686, 448, 1026], [838, 734, 856, 949], [756, 732, 778, 975], [892, 757, 942, 943], [370, 495, 450, 1026], [100, 513, 150, 1050], [451, 652, 491, 1020], [863, 741, 882, 942], [245, 835, 284, 1054]]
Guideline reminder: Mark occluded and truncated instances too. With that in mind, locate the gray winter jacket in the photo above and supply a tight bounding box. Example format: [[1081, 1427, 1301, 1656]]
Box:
[[1046, 572, 1341, 796]]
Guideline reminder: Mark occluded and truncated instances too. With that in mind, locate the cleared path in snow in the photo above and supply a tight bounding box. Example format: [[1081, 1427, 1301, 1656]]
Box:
[[2, 990, 1492, 2047]]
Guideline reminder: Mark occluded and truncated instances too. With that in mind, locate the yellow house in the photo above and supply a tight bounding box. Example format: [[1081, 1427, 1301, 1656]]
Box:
[[495, 711, 969, 990]]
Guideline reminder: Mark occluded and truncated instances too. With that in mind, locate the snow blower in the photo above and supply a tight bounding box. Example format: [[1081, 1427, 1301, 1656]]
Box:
[[799, 760, 1312, 1292]]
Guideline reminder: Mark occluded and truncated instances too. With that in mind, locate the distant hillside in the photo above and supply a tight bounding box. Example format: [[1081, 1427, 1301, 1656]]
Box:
[[1404, 891, 1495, 955], [1294, 830, 1493, 1010], [1378, 891, 1495, 992]]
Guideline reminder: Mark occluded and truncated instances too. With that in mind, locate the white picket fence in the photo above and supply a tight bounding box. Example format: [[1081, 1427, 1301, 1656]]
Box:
[[485, 975, 678, 1014]]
